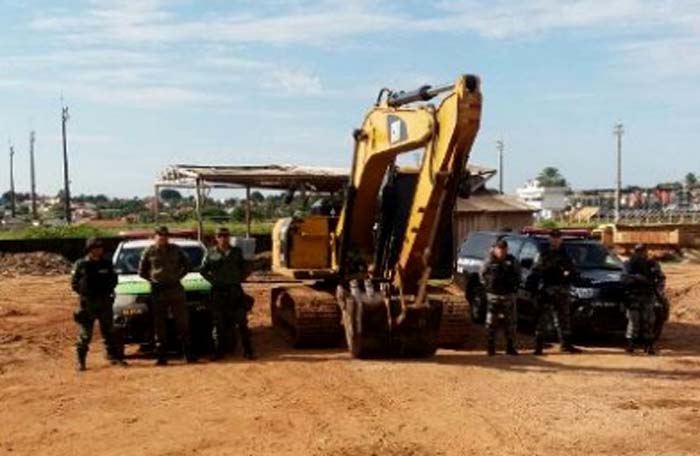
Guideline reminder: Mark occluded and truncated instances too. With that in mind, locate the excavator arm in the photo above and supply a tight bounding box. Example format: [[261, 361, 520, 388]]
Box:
[[336, 75, 482, 296]]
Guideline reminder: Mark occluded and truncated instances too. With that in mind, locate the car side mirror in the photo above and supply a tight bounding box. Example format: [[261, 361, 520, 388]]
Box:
[[520, 258, 533, 269]]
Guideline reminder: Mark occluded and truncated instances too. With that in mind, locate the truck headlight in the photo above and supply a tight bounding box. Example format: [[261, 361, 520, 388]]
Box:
[[570, 287, 598, 300]]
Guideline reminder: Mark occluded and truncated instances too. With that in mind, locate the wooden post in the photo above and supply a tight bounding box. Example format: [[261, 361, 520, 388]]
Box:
[[195, 179, 204, 242], [245, 185, 251, 238]]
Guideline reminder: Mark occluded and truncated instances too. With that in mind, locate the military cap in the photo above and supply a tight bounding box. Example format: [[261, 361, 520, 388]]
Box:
[[634, 243, 647, 252], [494, 239, 508, 249], [154, 226, 170, 236], [216, 226, 231, 237], [85, 237, 104, 250]]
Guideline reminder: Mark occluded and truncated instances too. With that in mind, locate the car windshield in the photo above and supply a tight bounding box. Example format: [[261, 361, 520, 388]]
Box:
[[563, 242, 623, 270], [115, 245, 204, 274]]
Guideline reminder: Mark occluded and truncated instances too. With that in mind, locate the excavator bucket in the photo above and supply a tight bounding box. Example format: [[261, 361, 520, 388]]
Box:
[[339, 282, 443, 358]]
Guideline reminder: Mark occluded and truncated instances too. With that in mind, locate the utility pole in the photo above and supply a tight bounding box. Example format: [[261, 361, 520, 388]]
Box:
[[61, 105, 72, 224], [29, 130, 37, 220], [613, 122, 624, 223], [9, 143, 16, 218], [496, 139, 504, 194]]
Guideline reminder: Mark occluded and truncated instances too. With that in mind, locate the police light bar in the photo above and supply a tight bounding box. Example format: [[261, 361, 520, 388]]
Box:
[[521, 227, 591, 239]]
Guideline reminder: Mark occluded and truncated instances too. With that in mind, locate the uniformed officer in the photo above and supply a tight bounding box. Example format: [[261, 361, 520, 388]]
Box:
[[481, 239, 520, 356], [624, 244, 662, 355], [532, 230, 582, 355], [138, 226, 194, 365], [201, 227, 255, 360], [71, 238, 125, 371]]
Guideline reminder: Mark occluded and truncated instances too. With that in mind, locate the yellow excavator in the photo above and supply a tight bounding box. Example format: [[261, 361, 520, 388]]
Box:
[[270, 74, 482, 358]]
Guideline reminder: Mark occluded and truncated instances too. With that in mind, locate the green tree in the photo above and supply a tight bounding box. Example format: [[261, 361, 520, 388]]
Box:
[[685, 172, 698, 187], [537, 167, 568, 188], [160, 188, 183, 201]]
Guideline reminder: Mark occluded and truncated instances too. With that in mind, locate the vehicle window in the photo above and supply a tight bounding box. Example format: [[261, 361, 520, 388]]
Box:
[[503, 237, 523, 257], [115, 245, 204, 274], [563, 242, 623, 270], [519, 242, 540, 265], [463, 233, 498, 259]]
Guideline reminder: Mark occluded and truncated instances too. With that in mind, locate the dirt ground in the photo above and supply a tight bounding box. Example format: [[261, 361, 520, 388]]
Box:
[[1, 264, 700, 456]]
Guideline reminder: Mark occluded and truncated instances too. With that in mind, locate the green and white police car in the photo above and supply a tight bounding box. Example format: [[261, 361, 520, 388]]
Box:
[[112, 237, 213, 351]]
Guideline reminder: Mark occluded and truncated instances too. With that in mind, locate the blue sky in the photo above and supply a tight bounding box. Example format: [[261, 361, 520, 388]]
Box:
[[1, 0, 699, 197]]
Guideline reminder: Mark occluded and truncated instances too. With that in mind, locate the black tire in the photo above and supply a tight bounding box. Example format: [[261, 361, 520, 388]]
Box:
[[467, 283, 487, 324]]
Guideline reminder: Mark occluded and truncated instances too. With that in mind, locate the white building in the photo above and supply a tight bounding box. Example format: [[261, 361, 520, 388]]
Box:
[[516, 179, 569, 219]]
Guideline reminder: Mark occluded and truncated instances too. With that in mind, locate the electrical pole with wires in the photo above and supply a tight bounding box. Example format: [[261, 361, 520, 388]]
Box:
[[61, 105, 72, 224], [496, 139, 504, 194], [29, 130, 37, 220], [613, 121, 624, 223], [9, 143, 16, 218]]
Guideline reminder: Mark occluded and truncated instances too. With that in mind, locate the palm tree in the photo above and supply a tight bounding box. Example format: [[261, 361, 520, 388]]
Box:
[[685, 172, 698, 187], [537, 167, 568, 187]]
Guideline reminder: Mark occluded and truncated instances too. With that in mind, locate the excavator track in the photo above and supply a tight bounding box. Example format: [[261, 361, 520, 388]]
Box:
[[270, 285, 343, 348]]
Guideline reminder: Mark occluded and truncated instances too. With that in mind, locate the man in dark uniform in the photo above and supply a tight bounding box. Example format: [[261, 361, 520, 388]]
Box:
[[138, 226, 194, 365], [201, 227, 254, 360], [532, 230, 582, 355], [625, 244, 662, 355], [481, 239, 521, 356], [71, 238, 125, 371]]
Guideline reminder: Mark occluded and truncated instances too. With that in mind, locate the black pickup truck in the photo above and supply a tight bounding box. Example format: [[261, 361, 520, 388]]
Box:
[[455, 230, 669, 338]]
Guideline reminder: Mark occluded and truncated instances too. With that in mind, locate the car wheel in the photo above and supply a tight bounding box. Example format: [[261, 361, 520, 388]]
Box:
[[468, 284, 487, 324]]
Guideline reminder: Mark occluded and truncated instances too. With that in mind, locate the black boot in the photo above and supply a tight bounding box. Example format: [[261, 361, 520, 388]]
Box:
[[625, 338, 635, 354], [560, 337, 582, 354], [506, 340, 519, 356], [533, 337, 544, 356], [76, 348, 87, 372], [155, 345, 168, 366], [645, 340, 657, 356], [184, 344, 198, 363], [487, 338, 496, 356]]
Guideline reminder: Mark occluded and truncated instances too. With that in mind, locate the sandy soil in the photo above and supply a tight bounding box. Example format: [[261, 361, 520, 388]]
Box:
[[1, 264, 700, 456]]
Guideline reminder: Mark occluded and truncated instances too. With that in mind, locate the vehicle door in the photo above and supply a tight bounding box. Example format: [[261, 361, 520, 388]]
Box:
[[514, 240, 541, 320]]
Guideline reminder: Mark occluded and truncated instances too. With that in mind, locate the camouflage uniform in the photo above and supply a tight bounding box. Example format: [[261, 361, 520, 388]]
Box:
[[71, 255, 122, 369], [201, 245, 253, 358], [533, 246, 580, 353], [625, 252, 662, 354], [138, 243, 191, 363], [481, 252, 520, 356]]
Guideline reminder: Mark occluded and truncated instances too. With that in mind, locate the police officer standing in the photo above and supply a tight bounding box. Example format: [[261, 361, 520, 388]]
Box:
[[532, 230, 582, 355], [624, 244, 662, 355], [138, 226, 194, 365], [71, 238, 125, 371], [481, 239, 520, 356], [201, 227, 255, 360]]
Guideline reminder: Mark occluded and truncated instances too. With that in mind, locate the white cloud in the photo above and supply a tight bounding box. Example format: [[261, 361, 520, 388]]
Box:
[[264, 69, 324, 96], [9, 0, 700, 109]]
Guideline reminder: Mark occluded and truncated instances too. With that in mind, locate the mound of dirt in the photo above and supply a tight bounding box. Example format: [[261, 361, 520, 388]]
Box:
[[0, 252, 73, 277], [669, 282, 700, 322]]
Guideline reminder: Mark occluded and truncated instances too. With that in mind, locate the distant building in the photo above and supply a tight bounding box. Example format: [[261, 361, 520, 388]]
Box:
[[516, 179, 569, 219]]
